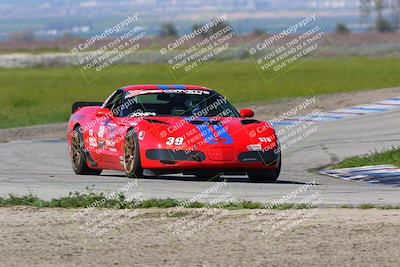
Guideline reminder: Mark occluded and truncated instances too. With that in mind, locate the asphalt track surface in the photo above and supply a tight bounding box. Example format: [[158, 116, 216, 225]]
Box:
[[0, 109, 399, 206]]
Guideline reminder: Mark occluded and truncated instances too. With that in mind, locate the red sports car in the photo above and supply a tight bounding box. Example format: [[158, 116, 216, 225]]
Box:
[[67, 85, 281, 182]]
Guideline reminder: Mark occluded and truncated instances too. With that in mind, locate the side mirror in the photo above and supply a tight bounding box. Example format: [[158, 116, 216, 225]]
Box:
[[96, 108, 112, 117], [240, 109, 254, 118]]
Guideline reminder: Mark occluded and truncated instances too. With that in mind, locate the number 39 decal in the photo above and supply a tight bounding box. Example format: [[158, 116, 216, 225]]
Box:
[[166, 137, 184, 146]]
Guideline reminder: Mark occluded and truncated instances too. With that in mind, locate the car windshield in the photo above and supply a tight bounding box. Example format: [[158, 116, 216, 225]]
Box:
[[122, 91, 239, 118]]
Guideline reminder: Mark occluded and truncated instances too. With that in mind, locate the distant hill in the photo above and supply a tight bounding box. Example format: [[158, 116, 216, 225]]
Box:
[[0, 0, 363, 41]]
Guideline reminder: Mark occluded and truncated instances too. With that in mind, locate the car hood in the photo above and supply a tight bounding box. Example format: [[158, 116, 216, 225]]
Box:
[[134, 116, 277, 151]]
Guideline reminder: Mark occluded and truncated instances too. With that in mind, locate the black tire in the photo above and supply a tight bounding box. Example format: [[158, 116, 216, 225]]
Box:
[[248, 159, 281, 183], [123, 129, 143, 178], [194, 172, 222, 181], [71, 126, 102, 175]]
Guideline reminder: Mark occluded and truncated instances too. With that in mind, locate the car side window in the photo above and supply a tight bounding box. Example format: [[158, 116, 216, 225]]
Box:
[[103, 90, 124, 117]]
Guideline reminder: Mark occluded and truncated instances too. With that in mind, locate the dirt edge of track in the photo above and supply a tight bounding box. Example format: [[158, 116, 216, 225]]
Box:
[[0, 207, 399, 266]]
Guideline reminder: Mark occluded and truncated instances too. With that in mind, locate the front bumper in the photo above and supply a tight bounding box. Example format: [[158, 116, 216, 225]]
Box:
[[142, 148, 280, 170]]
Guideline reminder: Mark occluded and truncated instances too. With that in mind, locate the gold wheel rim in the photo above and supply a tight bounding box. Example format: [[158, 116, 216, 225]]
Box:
[[124, 135, 136, 173], [71, 134, 82, 169]]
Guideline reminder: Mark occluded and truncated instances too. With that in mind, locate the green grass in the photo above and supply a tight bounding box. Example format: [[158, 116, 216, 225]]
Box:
[[1, 193, 399, 210], [332, 147, 400, 169], [0, 192, 299, 210], [0, 192, 197, 209], [0, 47, 68, 55], [1, 57, 400, 128]]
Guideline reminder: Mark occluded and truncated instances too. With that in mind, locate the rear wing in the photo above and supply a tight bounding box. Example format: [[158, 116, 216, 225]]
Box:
[[72, 102, 103, 114]]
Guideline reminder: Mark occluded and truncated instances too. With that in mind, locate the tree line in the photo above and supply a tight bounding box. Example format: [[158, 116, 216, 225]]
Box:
[[338, 0, 400, 33]]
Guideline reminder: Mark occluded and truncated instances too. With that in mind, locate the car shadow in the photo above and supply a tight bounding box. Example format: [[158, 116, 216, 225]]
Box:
[[100, 173, 308, 184]]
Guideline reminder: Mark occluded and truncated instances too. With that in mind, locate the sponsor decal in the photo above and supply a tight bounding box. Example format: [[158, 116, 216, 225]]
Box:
[[88, 137, 98, 147], [258, 137, 272, 143], [247, 144, 262, 151], [131, 112, 156, 117], [138, 131, 145, 140], [125, 89, 210, 99]]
